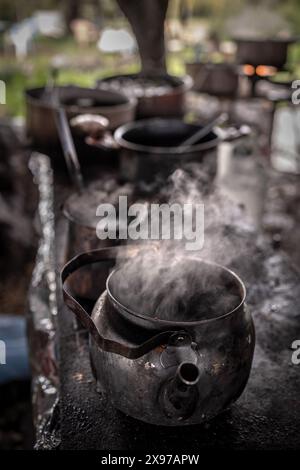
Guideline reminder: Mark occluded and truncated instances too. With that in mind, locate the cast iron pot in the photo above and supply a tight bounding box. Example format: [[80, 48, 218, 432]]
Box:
[[113, 118, 249, 190], [97, 73, 192, 119], [234, 37, 296, 68], [62, 246, 255, 426], [185, 62, 239, 97], [25, 85, 137, 147], [61, 183, 133, 299]]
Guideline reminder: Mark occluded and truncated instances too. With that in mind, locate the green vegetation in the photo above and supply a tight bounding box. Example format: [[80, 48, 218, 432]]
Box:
[[1, 38, 300, 117], [0, 37, 189, 117], [0, 0, 300, 117]]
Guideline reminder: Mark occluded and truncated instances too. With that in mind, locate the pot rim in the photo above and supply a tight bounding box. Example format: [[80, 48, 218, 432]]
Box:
[[233, 36, 297, 45], [97, 72, 193, 96], [62, 200, 98, 229], [106, 257, 247, 327], [114, 118, 221, 154], [185, 61, 238, 70], [25, 85, 137, 114]]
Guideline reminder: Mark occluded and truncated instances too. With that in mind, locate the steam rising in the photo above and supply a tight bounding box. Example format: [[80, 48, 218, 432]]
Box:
[[111, 164, 252, 322], [110, 254, 241, 321]]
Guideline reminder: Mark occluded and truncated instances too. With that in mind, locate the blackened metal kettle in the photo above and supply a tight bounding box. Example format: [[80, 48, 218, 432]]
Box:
[[62, 246, 255, 426]]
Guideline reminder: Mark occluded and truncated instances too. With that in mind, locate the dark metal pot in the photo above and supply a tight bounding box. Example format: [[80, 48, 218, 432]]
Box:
[[234, 37, 296, 68], [114, 118, 249, 190], [115, 118, 219, 187], [25, 85, 137, 147], [62, 183, 133, 299], [97, 73, 192, 119], [62, 246, 255, 426], [185, 62, 239, 97]]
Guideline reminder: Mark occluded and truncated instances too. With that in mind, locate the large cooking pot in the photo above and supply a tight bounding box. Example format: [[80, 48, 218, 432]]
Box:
[[62, 246, 255, 426], [25, 85, 137, 147], [185, 62, 239, 97], [62, 180, 134, 299], [234, 37, 296, 68], [97, 73, 192, 119], [113, 118, 249, 190]]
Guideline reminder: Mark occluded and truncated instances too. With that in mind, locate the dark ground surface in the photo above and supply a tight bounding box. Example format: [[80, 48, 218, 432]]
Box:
[[57, 239, 300, 450], [0, 382, 33, 450], [2, 118, 300, 450], [0, 124, 37, 450], [53, 167, 300, 450]]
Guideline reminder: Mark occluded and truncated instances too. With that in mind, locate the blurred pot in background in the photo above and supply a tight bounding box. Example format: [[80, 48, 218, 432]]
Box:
[[97, 73, 192, 119], [25, 85, 137, 148], [114, 117, 250, 192], [185, 62, 239, 98]]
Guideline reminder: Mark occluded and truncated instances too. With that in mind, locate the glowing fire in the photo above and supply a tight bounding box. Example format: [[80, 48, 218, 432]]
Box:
[[243, 64, 277, 77], [243, 64, 255, 76]]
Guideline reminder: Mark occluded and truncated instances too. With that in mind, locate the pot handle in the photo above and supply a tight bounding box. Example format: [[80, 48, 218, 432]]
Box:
[[85, 133, 120, 151], [61, 249, 186, 359], [69, 114, 120, 151], [218, 124, 252, 143]]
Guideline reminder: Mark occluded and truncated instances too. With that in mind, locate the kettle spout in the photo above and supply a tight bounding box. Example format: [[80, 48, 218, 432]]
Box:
[[160, 362, 200, 420], [176, 362, 200, 387]]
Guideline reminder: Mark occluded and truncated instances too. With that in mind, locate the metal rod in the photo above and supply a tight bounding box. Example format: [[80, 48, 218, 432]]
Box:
[[180, 112, 228, 147], [55, 106, 84, 193]]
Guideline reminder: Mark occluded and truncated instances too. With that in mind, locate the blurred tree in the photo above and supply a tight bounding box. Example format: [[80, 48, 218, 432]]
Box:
[[279, 0, 300, 33], [91, 0, 104, 27], [65, 0, 81, 27], [179, 0, 194, 24], [0, 0, 298, 35], [0, 0, 17, 21]]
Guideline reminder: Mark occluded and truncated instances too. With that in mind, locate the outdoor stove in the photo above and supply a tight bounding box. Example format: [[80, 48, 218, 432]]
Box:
[[24, 143, 300, 449], [239, 64, 278, 97], [233, 37, 296, 98], [22, 151, 300, 451], [19, 0, 300, 451]]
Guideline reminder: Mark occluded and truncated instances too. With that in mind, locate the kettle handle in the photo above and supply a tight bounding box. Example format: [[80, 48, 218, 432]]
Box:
[[61, 249, 186, 359]]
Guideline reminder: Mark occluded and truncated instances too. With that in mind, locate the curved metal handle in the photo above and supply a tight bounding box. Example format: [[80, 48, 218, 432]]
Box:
[[85, 133, 120, 151], [54, 107, 84, 193], [61, 249, 184, 359], [180, 113, 228, 147], [220, 124, 252, 143], [69, 113, 120, 151]]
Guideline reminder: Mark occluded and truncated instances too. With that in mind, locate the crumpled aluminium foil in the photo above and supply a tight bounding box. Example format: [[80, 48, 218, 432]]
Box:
[[27, 153, 60, 450]]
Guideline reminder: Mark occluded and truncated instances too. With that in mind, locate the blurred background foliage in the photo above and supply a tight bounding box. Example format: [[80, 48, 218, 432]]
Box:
[[0, 0, 299, 29], [0, 0, 299, 116]]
